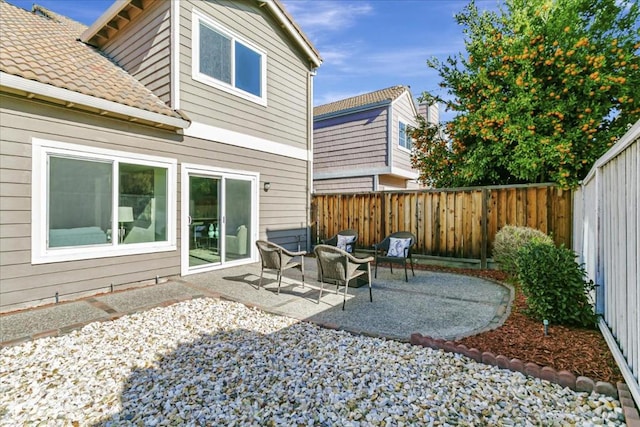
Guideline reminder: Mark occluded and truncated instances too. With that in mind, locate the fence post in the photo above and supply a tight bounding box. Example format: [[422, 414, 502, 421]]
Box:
[[381, 191, 386, 241], [481, 188, 489, 268]]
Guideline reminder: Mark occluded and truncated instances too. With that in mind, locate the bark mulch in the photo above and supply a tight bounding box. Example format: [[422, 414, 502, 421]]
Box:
[[414, 264, 623, 384]]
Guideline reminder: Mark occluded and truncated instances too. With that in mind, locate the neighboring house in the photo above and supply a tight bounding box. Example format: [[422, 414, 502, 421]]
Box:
[[0, 0, 321, 311], [313, 85, 435, 193]]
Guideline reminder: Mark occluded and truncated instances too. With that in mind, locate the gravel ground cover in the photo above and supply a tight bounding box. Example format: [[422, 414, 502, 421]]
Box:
[[0, 298, 625, 426]]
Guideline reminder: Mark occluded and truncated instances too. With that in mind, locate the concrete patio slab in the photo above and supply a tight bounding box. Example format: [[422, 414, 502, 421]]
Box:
[[1, 259, 512, 346]]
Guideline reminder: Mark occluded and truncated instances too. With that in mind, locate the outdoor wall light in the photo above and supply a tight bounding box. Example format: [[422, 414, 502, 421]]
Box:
[[263, 182, 271, 192]]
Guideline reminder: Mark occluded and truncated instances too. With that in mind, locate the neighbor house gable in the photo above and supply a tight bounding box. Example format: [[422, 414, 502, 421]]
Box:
[[313, 85, 420, 193]]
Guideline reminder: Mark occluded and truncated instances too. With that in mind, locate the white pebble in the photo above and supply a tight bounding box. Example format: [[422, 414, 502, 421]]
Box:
[[0, 299, 625, 425]]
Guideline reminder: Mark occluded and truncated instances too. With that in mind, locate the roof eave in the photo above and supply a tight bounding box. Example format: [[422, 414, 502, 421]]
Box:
[[80, 0, 322, 68], [314, 100, 391, 121], [259, 0, 322, 68], [80, 0, 130, 44], [0, 72, 190, 130]]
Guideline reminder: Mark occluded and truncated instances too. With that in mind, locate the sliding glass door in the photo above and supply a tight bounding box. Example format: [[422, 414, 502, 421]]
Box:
[[182, 165, 257, 274], [188, 175, 220, 268], [223, 178, 252, 262]]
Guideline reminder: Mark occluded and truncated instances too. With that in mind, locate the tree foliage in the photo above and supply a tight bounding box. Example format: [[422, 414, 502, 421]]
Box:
[[411, 0, 640, 188]]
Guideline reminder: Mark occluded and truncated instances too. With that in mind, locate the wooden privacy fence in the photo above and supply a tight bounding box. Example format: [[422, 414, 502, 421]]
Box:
[[312, 183, 572, 266]]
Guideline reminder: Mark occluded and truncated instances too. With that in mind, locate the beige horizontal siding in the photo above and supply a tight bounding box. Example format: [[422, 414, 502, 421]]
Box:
[[101, 0, 172, 104], [179, 0, 310, 149], [314, 107, 388, 172], [391, 94, 418, 173], [313, 176, 374, 194], [0, 92, 310, 310]]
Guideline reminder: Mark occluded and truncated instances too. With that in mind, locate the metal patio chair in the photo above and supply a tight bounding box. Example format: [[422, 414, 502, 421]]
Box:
[[373, 231, 416, 282]]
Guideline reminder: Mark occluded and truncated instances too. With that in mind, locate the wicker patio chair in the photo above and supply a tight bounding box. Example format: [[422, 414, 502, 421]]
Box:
[[373, 231, 416, 282], [321, 229, 358, 253], [255, 240, 306, 294], [314, 244, 373, 310]]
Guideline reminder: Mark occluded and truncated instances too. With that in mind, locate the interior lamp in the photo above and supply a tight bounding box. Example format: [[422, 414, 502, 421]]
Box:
[[118, 206, 134, 243]]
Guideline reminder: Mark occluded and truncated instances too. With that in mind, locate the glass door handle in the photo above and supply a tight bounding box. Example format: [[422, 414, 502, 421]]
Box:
[[187, 215, 192, 226]]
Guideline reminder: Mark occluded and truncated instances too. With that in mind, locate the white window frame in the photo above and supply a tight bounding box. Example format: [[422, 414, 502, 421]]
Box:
[[398, 121, 412, 151], [31, 138, 177, 264], [192, 9, 268, 106]]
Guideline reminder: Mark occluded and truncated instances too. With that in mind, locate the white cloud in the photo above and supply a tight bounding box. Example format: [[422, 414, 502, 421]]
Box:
[[282, 0, 373, 39], [318, 43, 464, 81]]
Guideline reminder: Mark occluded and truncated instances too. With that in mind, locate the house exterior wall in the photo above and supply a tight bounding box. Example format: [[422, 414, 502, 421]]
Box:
[[391, 92, 419, 173], [314, 107, 388, 173], [178, 0, 310, 150], [378, 174, 409, 190], [100, 0, 172, 105], [0, 95, 181, 310], [418, 102, 439, 125], [313, 176, 375, 194], [0, 93, 310, 311]]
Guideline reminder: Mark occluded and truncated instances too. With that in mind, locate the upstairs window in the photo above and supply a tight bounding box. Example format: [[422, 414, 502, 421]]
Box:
[[399, 121, 412, 150], [193, 10, 267, 105]]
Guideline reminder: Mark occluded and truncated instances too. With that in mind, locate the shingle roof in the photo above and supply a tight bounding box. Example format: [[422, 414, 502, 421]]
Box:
[[314, 85, 410, 117], [0, 1, 184, 122]]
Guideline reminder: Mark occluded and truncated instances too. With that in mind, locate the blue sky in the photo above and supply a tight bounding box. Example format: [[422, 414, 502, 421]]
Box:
[[8, 0, 502, 122]]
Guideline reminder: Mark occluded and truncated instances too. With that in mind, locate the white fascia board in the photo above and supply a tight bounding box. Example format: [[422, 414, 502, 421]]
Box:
[[0, 72, 190, 129], [261, 0, 321, 68], [80, 0, 130, 43], [391, 89, 419, 121], [185, 121, 310, 161], [314, 166, 417, 181], [390, 166, 419, 180], [314, 167, 391, 180]]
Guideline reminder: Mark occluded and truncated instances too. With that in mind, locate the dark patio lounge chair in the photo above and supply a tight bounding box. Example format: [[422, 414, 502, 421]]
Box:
[[321, 229, 358, 253], [373, 231, 415, 282]]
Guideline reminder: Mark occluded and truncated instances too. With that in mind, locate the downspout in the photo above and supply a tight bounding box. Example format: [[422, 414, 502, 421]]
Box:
[[170, 0, 180, 111], [307, 68, 316, 251], [385, 104, 393, 191]]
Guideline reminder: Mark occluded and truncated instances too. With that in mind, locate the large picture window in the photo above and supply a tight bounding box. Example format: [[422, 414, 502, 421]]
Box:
[[193, 10, 266, 105], [32, 139, 176, 263]]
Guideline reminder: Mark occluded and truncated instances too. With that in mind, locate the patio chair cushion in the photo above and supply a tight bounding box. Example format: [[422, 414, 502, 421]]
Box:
[[387, 237, 411, 257], [336, 234, 356, 252]]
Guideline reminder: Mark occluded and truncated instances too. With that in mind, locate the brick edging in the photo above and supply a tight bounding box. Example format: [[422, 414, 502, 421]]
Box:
[[410, 333, 621, 397], [618, 382, 640, 427], [409, 333, 640, 425]]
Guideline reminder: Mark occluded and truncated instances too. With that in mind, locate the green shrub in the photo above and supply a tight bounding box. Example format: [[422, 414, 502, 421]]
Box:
[[492, 225, 554, 275], [516, 241, 597, 328]]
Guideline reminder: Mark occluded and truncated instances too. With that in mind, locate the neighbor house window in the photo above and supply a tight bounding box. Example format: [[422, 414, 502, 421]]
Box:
[[193, 10, 266, 105], [399, 121, 412, 150], [32, 139, 176, 264]]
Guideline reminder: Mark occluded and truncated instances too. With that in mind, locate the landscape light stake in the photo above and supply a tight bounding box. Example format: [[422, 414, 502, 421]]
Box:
[[543, 319, 549, 336]]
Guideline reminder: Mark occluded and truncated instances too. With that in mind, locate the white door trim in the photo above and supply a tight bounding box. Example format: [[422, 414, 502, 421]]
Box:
[[181, 163, 259, 276]]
